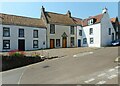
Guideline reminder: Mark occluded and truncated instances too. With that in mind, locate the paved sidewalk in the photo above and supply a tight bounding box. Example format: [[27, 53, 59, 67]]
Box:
[[25, 47, 99, 58]]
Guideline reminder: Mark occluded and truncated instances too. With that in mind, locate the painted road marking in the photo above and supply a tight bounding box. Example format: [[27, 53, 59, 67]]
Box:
[[108, 74, 117, 79], [73, 55, 77, 57], [108, 68, 115, 72], [84, 78, 95, 83], [96, 80, 106, 84], [97, 73, 106, 77], [115, 66, 120, 69], [73, 52, 93, 57]]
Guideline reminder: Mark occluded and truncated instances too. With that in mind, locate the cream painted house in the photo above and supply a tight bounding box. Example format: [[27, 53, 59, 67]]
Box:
[[41, 6, 82, 48]]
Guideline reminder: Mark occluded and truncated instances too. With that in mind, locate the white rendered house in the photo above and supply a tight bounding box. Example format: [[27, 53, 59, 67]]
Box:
[[77, 8, 115, 47], [0, 13, 46, 51]]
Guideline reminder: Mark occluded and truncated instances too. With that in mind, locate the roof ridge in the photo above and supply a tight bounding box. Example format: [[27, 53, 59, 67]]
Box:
[[45, 11, 67, 16], [83, 13, 103, 20], [0, 13, 41, 20]]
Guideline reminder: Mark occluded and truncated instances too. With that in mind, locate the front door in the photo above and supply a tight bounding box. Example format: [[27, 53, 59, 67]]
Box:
[[112, 33, 114, 41], [50, 39, 54, 49], [62, 37, 67, 48], [78, 39, 81, 47], [18, 39, 25, 51]]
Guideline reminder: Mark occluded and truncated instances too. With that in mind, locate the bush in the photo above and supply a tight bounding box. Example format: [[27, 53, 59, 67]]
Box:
[[8, 50, 25, 59], [10, 52, 24, 58]]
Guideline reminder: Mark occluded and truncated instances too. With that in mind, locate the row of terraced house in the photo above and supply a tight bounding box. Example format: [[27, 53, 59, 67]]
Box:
[[0, 6, 120, 51]]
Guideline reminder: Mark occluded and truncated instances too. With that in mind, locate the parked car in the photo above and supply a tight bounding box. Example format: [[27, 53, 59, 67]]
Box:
[[111, 39, 120, 46]]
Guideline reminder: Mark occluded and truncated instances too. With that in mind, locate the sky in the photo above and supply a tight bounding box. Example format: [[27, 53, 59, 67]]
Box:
[[0, 2, 118, 19]]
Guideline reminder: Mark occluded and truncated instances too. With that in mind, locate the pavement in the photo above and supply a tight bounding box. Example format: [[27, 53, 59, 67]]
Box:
[[1, 47, 120, 84]]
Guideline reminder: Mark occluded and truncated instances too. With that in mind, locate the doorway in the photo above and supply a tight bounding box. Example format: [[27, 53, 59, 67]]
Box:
[[18, 39, 25, 51], [78, 39, 81, 47], [62, 37, 67, 48], [50, 39, 55, 49]]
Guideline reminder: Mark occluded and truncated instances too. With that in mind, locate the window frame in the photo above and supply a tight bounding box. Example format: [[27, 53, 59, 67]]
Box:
[[50, 24, 55, 34], [33, 30, 38, 38], [56, 39, 60, 47], [83, 38, 87, 44], [33, 40, 39, 48], [109, 28, 111, 35], [70, 26, 74, 35], [3, 27, 10, 37], [88, 19, 94, 25], [89, 28, 93, 35], [79, 30, 82, 36], [70, 37, 75, 46], [3, 40, 10, 49], [90, 38, 94, 44], [19, 29, 24, 37]]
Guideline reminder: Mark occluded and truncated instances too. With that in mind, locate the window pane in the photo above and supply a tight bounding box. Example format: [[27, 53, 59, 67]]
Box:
[[3, 40, 10, 49], [33, 30, 38, 38], [70, 26, 74, 35], [50, 24, 55, 34], [56, 39, 60, 47], [109, 28, 111, 35], [83, 38, 87, 44], [70, 37, 74, 46], [79, 30, 82, 36], [33, 40, 38, 48], [19, 29, 24, 37], [90, 38, 94, 44], [3, 27, 10, 37], [90, 28, 93, 35]]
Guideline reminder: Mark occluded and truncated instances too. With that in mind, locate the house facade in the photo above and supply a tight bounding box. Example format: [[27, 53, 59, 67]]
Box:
[[77, 8, 115, 47], [41, 7, 82, 48], [110, 17, 120, 40], [0, 7, 118, 51], [0, 14, 46, 51]]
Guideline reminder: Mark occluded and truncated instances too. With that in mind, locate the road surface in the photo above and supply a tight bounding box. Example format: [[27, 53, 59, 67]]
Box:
[[2, 47, 119, 84]]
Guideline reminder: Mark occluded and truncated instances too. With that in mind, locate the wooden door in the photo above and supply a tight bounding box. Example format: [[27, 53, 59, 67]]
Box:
[[62, 37, 67, 48], [50, 39, 54, 49], [18, 39, 25, 51]]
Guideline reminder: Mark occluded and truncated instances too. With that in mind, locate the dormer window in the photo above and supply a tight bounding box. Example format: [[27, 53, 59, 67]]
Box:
[[88, 19, 94, 25], [88, 18, 96, 25]]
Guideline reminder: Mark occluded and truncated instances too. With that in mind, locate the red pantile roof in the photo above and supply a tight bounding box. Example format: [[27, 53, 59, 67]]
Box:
[[82, 14, 103, 26], [110, 18, 116, 23]]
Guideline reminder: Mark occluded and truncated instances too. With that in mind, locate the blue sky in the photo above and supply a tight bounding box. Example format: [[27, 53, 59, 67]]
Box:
[[0, 2, 118, 19]]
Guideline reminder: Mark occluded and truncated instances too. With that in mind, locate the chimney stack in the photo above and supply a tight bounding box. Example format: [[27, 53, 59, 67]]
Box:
[[102, 7, 108, 14], [67, 10, 71, 17], [41, 6, 45, 13]]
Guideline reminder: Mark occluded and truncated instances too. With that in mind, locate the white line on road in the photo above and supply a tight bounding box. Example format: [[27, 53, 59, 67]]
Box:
[[97, 73, 106, 77], [108, 68, 115, 72], [108, 74, 117, 79], [115, 66, 120, 69], [18, 67, 28, 84], [73, 55, 77, 57], [84, 78, 95, 83], [73, 52, 93, 57], [96, 80, 106, 84]]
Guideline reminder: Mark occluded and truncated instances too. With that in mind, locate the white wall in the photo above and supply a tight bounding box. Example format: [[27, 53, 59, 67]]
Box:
[[101, 12, 115, 46], [0, 24, 2, 51], [1, 25, 46, 51], [82, 23, 101, 47]]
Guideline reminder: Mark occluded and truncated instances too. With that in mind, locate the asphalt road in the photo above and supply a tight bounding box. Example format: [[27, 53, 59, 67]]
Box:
[[2, 47, 119, 84]]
